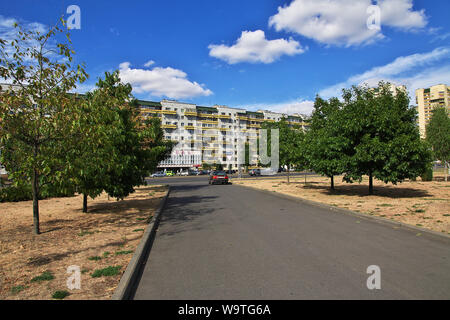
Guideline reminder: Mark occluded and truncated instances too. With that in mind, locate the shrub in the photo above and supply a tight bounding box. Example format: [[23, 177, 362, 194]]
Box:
[[52, 290, 69, 299], [0, 183, 75, 202], [421, 167, 433, 182], [0, 184, 33, 202]]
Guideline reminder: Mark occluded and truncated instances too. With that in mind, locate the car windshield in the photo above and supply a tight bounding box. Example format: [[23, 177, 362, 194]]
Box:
[[216, 171, 227, 176]]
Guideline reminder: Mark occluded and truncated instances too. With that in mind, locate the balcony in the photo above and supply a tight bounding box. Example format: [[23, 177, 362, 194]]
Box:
[[199, 120, 219, 125], [217, 114, 231, 119], [198, 113, 218, 119], [162, 124, 177, 129], [184, 110, 198, 116], [184, 125, 196, 130]]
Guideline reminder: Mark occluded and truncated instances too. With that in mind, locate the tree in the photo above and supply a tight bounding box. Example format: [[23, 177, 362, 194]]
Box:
[[306, 96, 348, 190], [70, 71, 174, 212], [339, 82, 432, 194], [426, 107, 450, 182], [261, 119, 306, 183], [0, 19, 88, 234]]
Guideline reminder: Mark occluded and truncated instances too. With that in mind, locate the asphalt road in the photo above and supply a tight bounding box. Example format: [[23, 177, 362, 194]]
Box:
[[133, 177, 450, 299]]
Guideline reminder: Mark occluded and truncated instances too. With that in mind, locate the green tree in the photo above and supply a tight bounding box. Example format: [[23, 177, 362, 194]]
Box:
[[426, 107, 450, 182], [261, 119, 306, 183], [340, 82, 432, 194], [0, 20, 88, 234], [71, 71, 173, 212], [306, 96, 348, 190]]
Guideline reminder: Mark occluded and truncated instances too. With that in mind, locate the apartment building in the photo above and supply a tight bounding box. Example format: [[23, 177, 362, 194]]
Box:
[[138, 99, 309, 170], [415, 84, 450, 137]]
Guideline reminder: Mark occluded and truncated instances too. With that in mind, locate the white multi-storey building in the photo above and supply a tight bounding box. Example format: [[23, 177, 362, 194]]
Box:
[[138, 99, 309, 170]]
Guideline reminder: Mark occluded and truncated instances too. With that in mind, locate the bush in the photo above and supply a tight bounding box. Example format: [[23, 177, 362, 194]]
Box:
[[421, 167, 433, 182], [52, 290, 69, 299], [0, 184, 32, 202], [0, 184, 75, 202]]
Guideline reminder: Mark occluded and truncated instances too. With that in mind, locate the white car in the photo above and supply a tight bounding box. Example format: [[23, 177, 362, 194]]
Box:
[[151, 171, 166, 178], [180, 171, 189, 176]]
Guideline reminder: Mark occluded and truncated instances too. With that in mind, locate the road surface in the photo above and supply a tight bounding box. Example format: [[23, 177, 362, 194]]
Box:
[[133, 177, 450, 299]]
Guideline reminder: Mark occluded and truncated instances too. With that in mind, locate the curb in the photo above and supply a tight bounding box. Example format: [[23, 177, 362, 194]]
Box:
[[111, 187, 171, 300], [235, 183, 450, 242]]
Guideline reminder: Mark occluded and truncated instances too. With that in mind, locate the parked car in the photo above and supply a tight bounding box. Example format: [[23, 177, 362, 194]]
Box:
[[165, 171, 174, 176], [180, 170, 189, 176], [151, 171, 166, 178], [209, 171, 229, 185], [249, 169, 261, 176]]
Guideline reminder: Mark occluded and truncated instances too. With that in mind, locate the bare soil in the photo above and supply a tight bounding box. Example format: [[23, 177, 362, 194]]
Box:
[[0, 185, 167, 300], [234, 176, 450, 235]]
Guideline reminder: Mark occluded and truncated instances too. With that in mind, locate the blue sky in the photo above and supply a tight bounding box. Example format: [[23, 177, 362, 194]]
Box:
[[1, 0, 449, 114]]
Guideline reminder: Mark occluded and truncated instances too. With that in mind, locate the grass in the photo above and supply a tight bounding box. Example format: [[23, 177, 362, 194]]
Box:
[[91, 266, 121, 278], [102, 251, 111, 258], [133, 228, 145, 232], [78, 230, 94, 237], [52, 290, 69, 299], [115, 250, 133, 256], [10, 285, 26, 294], [415, 209, 426, 213], [88, 256, 102, 261], [379, 204, 394, 207], [30, 271, 54, 283], [136, 218, 146, 221]]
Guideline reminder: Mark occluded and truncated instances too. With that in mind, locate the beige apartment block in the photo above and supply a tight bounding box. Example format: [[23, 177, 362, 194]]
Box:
[[415, 84, 450, 138], [138, 99, 310, 170]]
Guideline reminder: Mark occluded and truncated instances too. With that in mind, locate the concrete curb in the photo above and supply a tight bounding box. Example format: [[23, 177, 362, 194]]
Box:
[[111, 187, 171, 300], [235, 183, 450, 241]]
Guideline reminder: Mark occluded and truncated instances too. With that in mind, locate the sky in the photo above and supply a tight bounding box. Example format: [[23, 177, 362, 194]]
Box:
[[0, 0, 449, 115]]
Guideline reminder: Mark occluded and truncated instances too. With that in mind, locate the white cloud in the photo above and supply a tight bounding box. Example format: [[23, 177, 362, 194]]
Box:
[[319, 47, 450, 99], [118, 62, 213, 99], [144, 60, 155, 67], [208, 30, 305, 64], [241, 99, 315, 116], [269, 0, 427, 47]]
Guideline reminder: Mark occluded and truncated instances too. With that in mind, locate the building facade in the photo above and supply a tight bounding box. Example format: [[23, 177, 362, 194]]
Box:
[[138, 99, 309, 170], [415, 84, 450, 137]]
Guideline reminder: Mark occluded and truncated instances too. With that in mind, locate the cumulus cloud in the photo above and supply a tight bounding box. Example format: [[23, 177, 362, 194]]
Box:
[[118, 62, 213, 99], [269, 0, 427, 46], [208, 30, 305, 64], [319, 47, 450, 98]]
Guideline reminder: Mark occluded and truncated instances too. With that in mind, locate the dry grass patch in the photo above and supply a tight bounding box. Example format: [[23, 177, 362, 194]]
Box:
[[234, 176, 449, 234], [0, 185, 167, 300]]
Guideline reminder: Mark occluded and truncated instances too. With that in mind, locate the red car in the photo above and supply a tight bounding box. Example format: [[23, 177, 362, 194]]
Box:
[[208, 171, 229, 185]]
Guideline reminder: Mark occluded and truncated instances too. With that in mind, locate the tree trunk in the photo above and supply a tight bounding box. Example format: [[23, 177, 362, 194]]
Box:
[[369, 171, 374, 195], [32, 168, 40, 235], [331, 175, 335, 190], [83, 194, 88, 213], [304, 170, 307, 185]]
